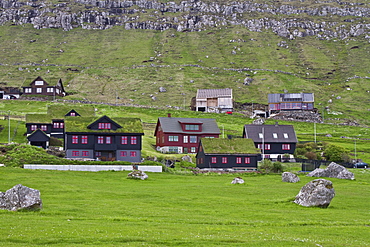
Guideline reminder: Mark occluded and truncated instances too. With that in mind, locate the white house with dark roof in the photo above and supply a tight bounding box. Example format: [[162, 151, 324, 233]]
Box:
[[195, 88, 233, 113], [243, 123, 298, 161], [154, 114, 221, 154]]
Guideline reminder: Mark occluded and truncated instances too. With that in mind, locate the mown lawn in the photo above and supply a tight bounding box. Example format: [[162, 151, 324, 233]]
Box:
[[0, 167, 369, 246]]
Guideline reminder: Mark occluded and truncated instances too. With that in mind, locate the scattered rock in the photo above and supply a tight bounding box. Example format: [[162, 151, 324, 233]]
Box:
[[127, 170, 148, 180], [243, 77, 253, 85], [282, 172, 300, 183], [159, 87, 167, 92], [0, 184, 42, 211], [181, 155, 192, 163], [307, 162, 354, 180], [231, 177, 245, 184], [294, 179, 335, 208], [252, 118, 265, 125]]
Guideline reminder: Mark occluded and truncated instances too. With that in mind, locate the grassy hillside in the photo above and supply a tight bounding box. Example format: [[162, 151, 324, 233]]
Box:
[[0, 24, 369, 125], [0, 167, 369, 246]]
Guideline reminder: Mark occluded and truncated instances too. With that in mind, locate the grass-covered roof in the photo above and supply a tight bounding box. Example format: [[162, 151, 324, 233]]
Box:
[[26, 105, 96, 123], [64, 117, 144, 133], [201, 138, 260, 154]]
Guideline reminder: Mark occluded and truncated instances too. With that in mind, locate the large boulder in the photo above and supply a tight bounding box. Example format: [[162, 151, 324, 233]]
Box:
[[0, 184, 42, 211], [282, 172, 300, 183], [127, 170, 148, 180], [294, 179, 335, 208], [307, 162, 354, 180]]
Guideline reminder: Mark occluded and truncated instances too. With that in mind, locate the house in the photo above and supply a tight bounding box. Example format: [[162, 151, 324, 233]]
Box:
[[26, 105, 96, 148], [196, 138, 261, 170], [22, 76, 66, 97], [195, 88, 233, 113], [64, 115, 144, 162], [0, 87, 22, 99], [243, 123, 298, 161], [154, 114, 220, 154], [268, 93, 314, 112]]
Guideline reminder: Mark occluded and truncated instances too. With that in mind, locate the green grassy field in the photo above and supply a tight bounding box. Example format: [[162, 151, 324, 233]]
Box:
[[0, 167, 369, 246]]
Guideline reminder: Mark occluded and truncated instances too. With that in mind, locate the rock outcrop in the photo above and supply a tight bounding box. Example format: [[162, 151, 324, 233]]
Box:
[[0, 184, 42, 211], [127, 170, 148, 180], [294, 179, 335, 208], [0, 0, 368, 41]]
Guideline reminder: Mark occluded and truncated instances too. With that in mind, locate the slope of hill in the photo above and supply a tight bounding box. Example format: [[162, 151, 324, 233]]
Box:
[[0, 0, 369, 125]]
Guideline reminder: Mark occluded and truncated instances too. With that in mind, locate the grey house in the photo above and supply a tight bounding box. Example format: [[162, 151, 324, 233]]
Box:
[[268, 93, 314, 112], [195, 88, 233, 113]]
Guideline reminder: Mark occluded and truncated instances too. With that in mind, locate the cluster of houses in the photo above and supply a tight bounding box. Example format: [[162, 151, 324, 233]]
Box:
[[26, 106, 298, 170]]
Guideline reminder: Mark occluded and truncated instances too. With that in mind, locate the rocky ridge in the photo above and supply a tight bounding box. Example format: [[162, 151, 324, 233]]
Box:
[[0, 0, 368, 41]]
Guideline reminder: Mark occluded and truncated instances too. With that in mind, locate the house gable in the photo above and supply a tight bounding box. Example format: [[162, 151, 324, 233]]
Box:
[[87, 115, 122, 131], [65, 109, 81, 117], [27, 129, 50, 142]]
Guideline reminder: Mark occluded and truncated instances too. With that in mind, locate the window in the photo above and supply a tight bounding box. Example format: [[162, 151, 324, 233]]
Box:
[[189, 136, 197, 143], [35, 80, 44, 85], [259, 133, 263, 138], [169, 147, 178, 153], [25, 88, 32, 93], [168, 136, 178, 142], [41, 125, 47, 131], [283, 133, 289, 138], [282, 144, 290, 150], [190, 147, 196, 153], [81, 136, 88, 144], [265, 144, 271, 150], [273, 133, 278, 138], [257, 144, 263, 149], [53, 122, 60, 128], [70, 112, 76, 116], [60, 122, 64, 128], [185, 124, 199, 130], [47, 87, 54, 92], [98, 123, 111, 129], [130, 151, 137, 157], [244, 157, 250, 164], [222, 157, 228, 164], [183, 136, 188, 143], [72, 151, 79, 156], [120, 151, 127, 157], [82, 151, 89, 156], [211, 157, 217, 163], [131, 136, 137, 145], [95, 152, 101, 157], [106, 136, 111, 144], [98, 136, 104, 144], [36, 88, 42, 93], [31, 125, 37, 131], [121, 136, 128, 144], [236, 157, 242, 164], [72, 135, 78, 144]]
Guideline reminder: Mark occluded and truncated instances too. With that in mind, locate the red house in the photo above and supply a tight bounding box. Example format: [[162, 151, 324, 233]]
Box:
[[154, 114, 220, 154]]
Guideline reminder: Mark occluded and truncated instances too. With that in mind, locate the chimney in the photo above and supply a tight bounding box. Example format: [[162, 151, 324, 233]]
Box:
[[168, 113, 171, 118]]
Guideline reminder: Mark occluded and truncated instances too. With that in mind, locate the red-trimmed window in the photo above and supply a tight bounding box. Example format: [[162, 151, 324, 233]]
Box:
[[106, 136, 111, 144], [81, 136, 88, 144], [60, 122, 64, 128], [130, 151, 137, 157], [70, 112, 76, 116], [131, 136, 137, 145], [72, 151, 79, 156], [98, 123, 111, 129], [211, 157, 217, 163], [72, 135, 78, 144], [121, 136, 128, 144], [82, 151, 89, 156], [31, 125, 37, 131], [53, 122, 59, 128], [98, 136, 104, 144], [120, 151, 127, 157], [244, 157, 250, 164], [265, 144, 271, 150], [236, 157, 242, 164], [222, 157, 228, 164], [41, 125, 47, 131], [95, 152, 101, 157], [282, 144, 290, 150]]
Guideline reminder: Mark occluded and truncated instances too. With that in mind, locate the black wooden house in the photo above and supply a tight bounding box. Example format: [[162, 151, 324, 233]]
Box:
[[243, 123, 297, 161], [196, 138, 261, 170]]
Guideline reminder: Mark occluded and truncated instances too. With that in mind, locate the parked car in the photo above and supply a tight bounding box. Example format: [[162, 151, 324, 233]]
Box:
[[353, 162, 368, 168]]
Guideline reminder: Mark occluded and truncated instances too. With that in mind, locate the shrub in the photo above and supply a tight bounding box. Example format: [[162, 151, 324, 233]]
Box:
[[324, 144, 350, 163], [259, 160, 284, 173]]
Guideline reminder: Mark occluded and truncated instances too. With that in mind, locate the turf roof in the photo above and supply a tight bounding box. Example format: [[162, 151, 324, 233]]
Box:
[[47, 105, 96, 116], [201, 138, 260, 154], [64, 116, 144, 133]]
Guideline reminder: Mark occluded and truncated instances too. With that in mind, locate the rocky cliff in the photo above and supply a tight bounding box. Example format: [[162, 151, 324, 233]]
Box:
[[0, 0, 369, 40]]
